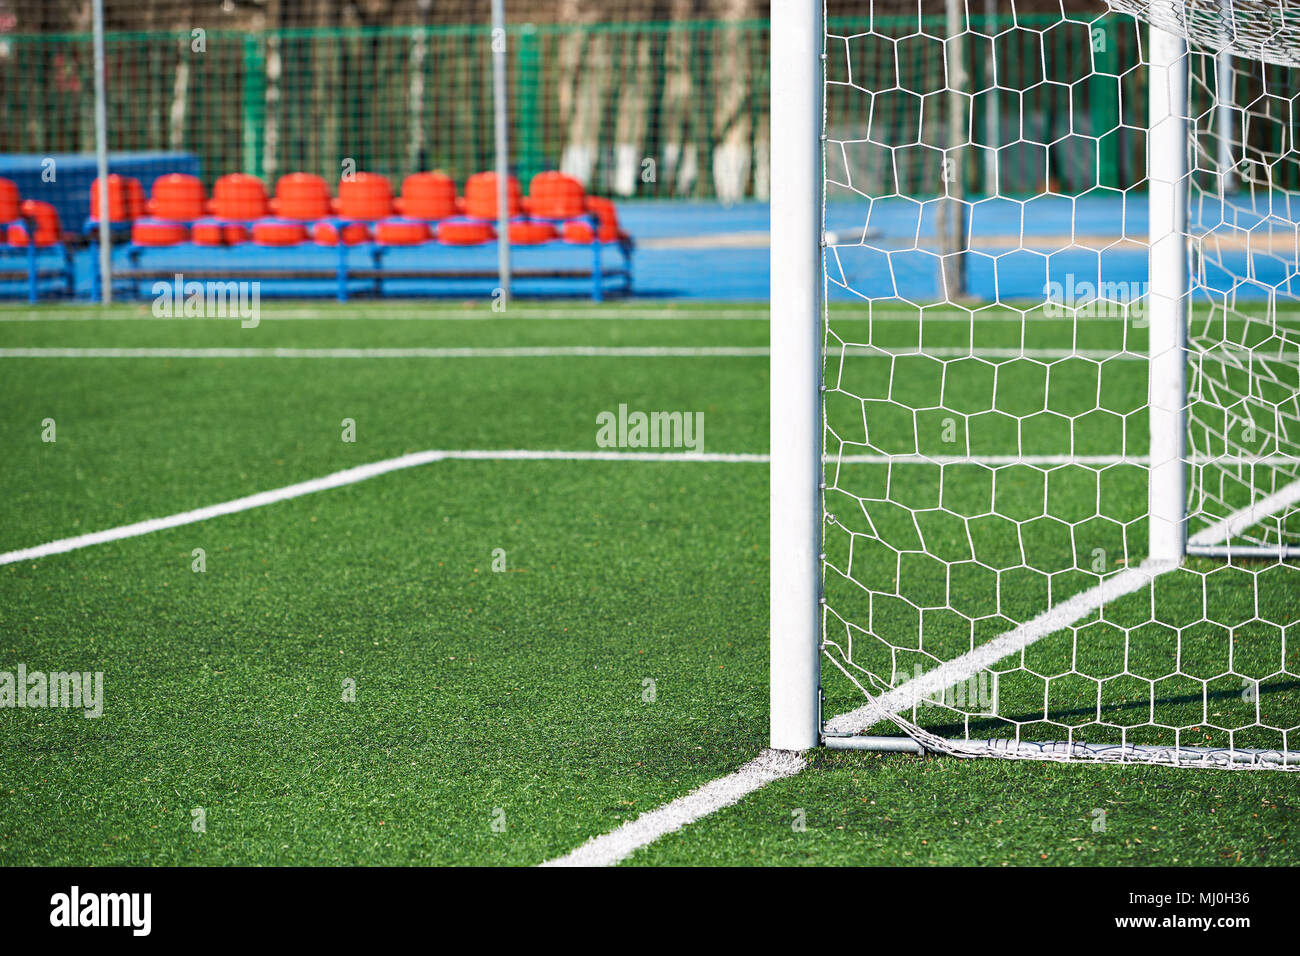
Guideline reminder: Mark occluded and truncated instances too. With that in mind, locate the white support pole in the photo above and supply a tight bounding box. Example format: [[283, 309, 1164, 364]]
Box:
[[491, 0, 512, 304], [983, 0, 998, 193], [769, 1, 823, 751], [1215, 49, 1235, 193], [940, 0, 968, 302], [92, 0, 112, 304], [1148, 24, 1190, 563]]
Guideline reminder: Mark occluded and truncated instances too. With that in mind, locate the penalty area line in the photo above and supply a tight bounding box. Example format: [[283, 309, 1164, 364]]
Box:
[[0, 449, 766, 567], [539, 750, 807, 868], [0, 346, 769, 359], [541, 479, 1300, 867]]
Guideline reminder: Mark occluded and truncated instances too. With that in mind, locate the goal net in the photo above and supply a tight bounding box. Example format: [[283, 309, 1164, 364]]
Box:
[[793, 0, 1300, 768]]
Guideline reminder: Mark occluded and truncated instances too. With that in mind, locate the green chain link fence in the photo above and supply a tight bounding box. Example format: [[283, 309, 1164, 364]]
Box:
[[2, 16, 1296, 199]]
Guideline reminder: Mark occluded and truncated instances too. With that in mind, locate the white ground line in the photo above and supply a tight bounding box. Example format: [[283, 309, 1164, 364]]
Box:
[[7, 448, 1289, 567], [1188, 478, 1300, 546], [8, 345, 1296, 361], [539, 750, 807, 868], [827, 479, 1300, 735], [5, 440, 1294, 863], [0, 308, 773, 322], [822, 560, 1177, 734], [0, 346, 769, 359], [3, 308, 1298, 324], [0, 345, 1149, 360], [0, 449, 766, 567], [540, 477, 1300, 867], [0, 308, 1008, 322]]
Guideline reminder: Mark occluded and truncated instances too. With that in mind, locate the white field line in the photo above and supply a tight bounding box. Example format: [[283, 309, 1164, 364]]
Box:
[[822, 561, 1176, 733], [0, 308, 772, 322], [0, 345, 1151, 360], [8, 448, 1293, 567], [3, 308, 1298, 325], [825, 477, 1300, 735], [539, 749, 808, 868], [541, 474, 1300, 867], [5, 436, 1295, 863], [0, 346, 768, 359], [0, 308, 1027, 322], [0, 449, 766, 567], [8, 345, 1298, 362], [1188, 477, 1300, 546], [2, 312, 1289, 330]]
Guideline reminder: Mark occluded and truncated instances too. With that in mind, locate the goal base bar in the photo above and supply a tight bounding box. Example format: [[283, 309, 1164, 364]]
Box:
[[822, 734, 927, 755], [824, 734, 1300, 767]]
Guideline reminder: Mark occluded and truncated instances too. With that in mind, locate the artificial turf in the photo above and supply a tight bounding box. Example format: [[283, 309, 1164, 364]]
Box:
[[0, 300, 1295, 866]]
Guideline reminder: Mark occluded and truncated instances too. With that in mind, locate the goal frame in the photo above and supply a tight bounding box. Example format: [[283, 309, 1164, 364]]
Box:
[[769, 0, 823, 751], [769, 5, 1204, 753]]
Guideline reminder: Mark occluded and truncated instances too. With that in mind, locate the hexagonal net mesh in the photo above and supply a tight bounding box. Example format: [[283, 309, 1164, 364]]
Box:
[[1108, 0, 1300, 67], [819, 0, 1299, 767]]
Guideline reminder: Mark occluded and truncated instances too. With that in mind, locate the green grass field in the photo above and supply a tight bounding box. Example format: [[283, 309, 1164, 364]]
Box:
[[0, 300, 1296, 866]]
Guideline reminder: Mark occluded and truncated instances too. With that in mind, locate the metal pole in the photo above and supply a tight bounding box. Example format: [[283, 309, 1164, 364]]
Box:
[[491, 0, 511, 304], [92, 0, 112, 304], [1148, 23, 1190, 563], [769, 0, 823, 751], [983, 0, 997, 192], [1216, 49, 1235, 193], [940, 0, 967, 301]]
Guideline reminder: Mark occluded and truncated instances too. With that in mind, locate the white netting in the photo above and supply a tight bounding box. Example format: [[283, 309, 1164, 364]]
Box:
[[820, 0, 1300, 768], [1107, 0, 1300, 67], [1185, 49, 1300, 553]]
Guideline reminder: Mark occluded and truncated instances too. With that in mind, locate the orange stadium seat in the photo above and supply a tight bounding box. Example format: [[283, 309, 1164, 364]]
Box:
[[393, 172, 458, 221], [374, 219, 433, 245], [131, 219, 188, 246], [251, 219, 308, 246], [436, 217, 495, 245], [7, 200, 63, 247], [312, 220, 372, 245], [463, 171, 521, 220], [0, 178, 19, 224], [208, 174, 269, 221], [527, 171, 586, 220], [336, 173, 393, 221], [269, 173, 333, 221], [89, 175, 144, 222], [146, 173, 206, 222]]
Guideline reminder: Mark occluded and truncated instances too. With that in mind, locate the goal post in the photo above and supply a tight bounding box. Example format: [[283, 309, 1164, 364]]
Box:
[[769, 0, 823, 752], [1147, 21, 1191, 564], [770, 0, 1300, 767]]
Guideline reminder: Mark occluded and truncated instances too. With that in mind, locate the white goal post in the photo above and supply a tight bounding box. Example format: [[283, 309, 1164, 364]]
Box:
[[769, 0, 823, 752], [770, 0, 1300, 767]]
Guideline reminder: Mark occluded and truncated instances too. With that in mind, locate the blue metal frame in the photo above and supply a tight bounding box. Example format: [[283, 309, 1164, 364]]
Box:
[[96, 213, 634, 303]]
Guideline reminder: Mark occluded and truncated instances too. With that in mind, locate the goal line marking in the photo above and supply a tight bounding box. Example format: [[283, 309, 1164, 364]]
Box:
[[6, 449, 1293, 567], [824, 477, 1300, 735], [538, 749, 808, 868], [540, 477, 1300, 867], [6, 443, 1295, 864], [0, 346, 769, 359], [4, 308, 1297, 325], [8, 345, 1293, 362], [0, 449, 766, 566], [0, 345, 1183, 360]]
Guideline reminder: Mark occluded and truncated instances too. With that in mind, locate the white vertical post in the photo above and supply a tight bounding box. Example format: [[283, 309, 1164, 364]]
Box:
[[92, 0, 112, 304], [1148, 24, 1189, 562], [1215, 50, 1235, 193], [940, 0, 968, 301], [770, 0, 823, 751], [983, 0, 998, 193], [491, 0, 512, 304]]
